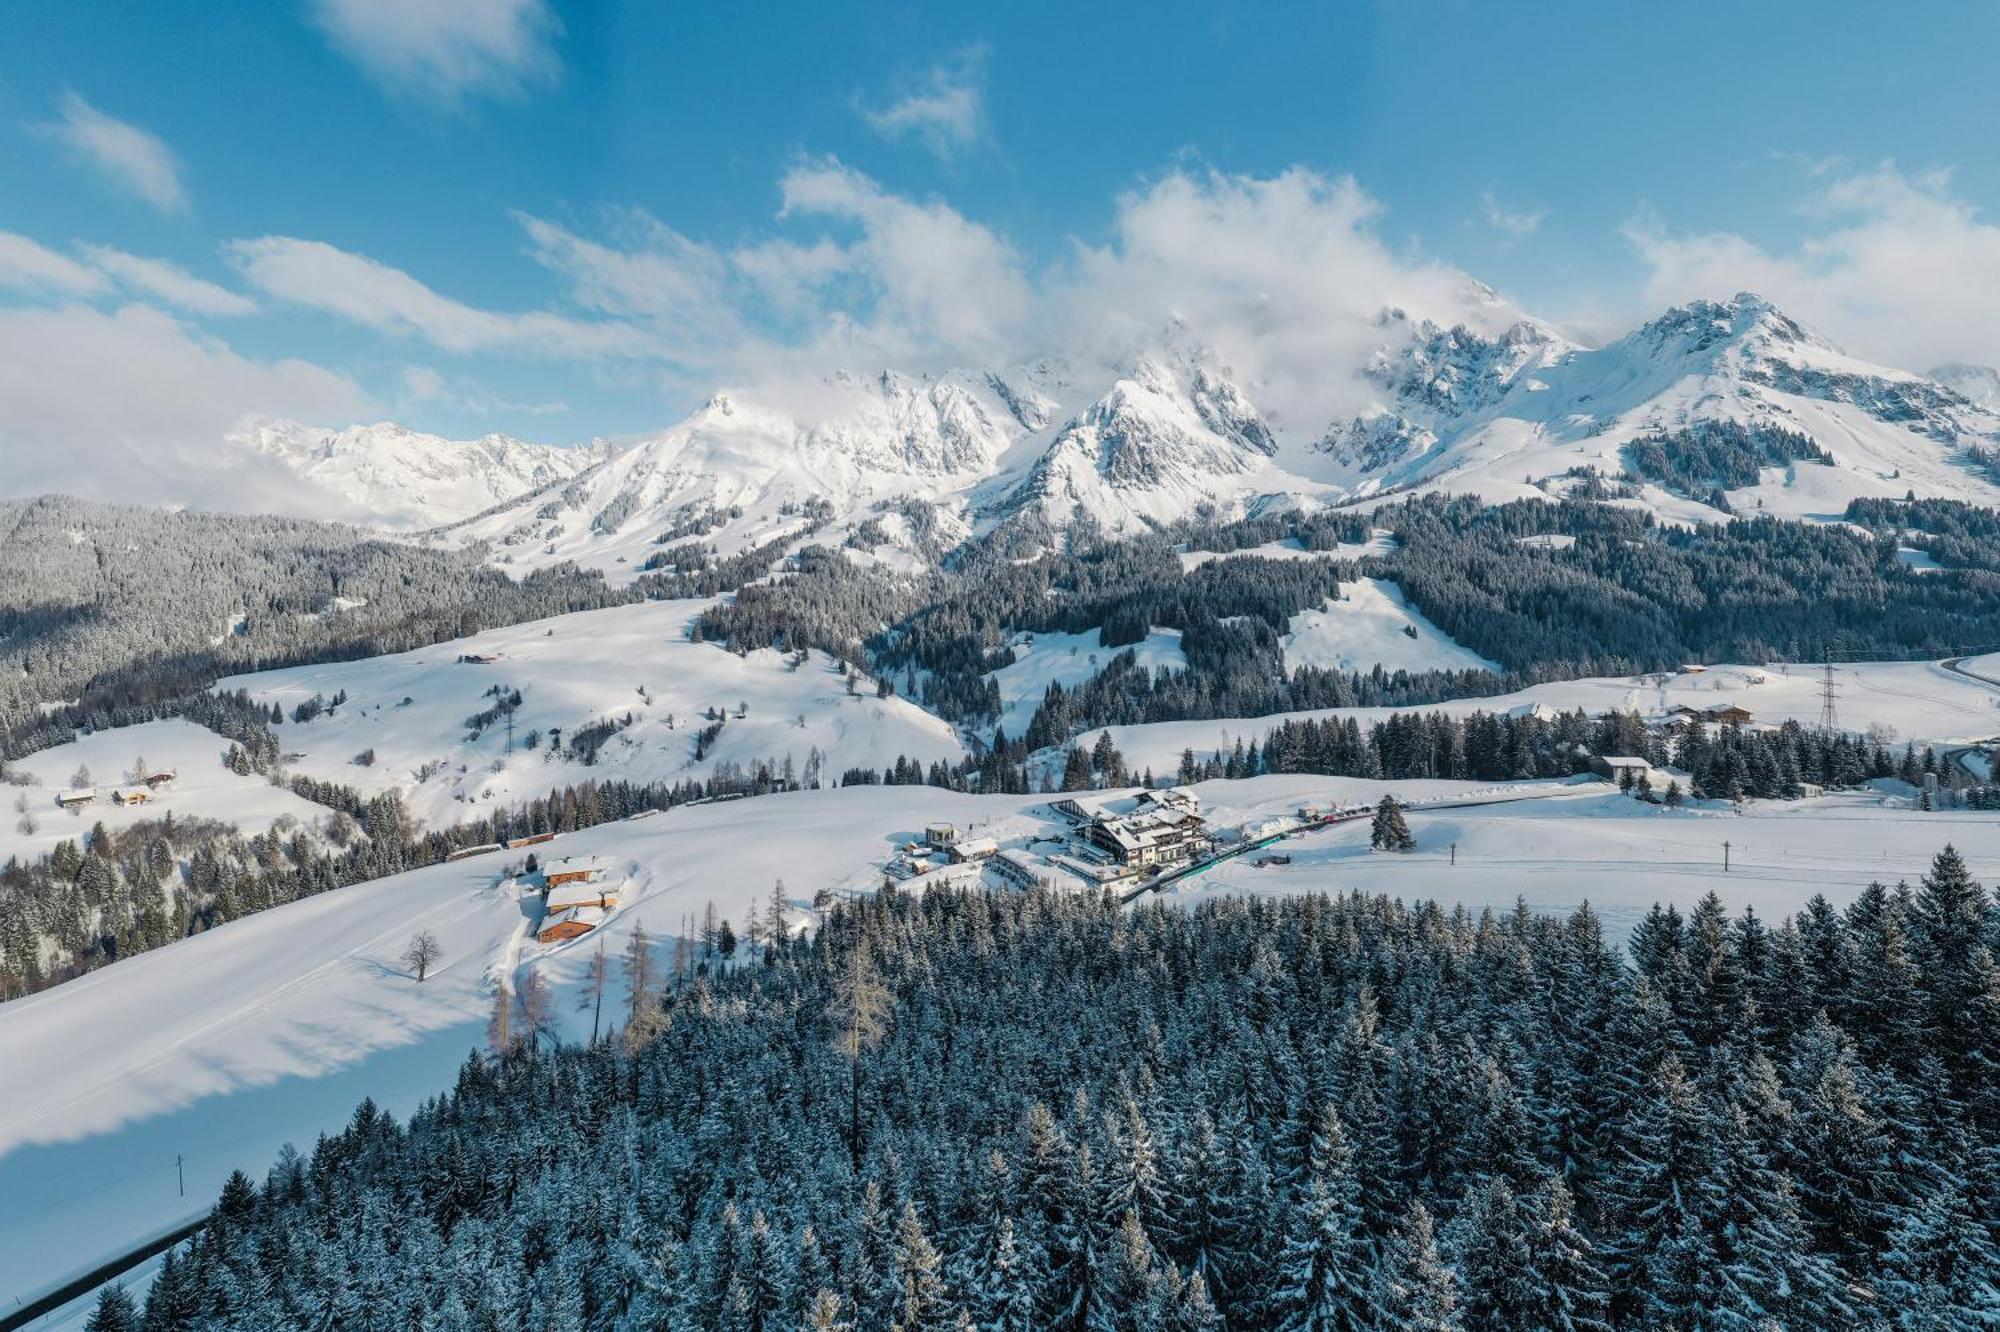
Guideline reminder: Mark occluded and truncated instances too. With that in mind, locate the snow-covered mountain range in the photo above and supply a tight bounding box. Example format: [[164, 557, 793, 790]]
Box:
[[231, 420, 601, 529], [256, 293, 2000, 573]]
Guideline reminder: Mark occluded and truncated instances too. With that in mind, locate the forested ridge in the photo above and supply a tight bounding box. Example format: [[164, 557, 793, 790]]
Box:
[[102, 854, 2000, 1331]]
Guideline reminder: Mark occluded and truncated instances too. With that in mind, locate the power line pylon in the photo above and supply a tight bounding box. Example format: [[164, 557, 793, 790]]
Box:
[[1818, 661, 1840, 734]]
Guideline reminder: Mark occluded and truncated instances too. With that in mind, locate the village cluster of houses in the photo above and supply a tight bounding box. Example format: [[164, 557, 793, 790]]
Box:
[[535, 856, 619, 943], [879, 786, 1217, 898], [53, 770, 177, 810]]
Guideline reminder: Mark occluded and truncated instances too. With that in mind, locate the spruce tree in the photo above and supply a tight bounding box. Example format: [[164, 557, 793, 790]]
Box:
[[1370, 794, 1415, 852]]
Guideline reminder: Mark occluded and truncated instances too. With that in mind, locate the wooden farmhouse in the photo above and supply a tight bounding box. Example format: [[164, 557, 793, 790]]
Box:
[[538, 905, 606, 944], [111, 787, 153, 806], [544, 857, 605, 889], [55, 789, 97, 808]]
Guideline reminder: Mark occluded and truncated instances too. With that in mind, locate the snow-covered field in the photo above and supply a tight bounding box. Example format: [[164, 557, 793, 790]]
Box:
[[1280, 578, 1498, 675], [1091, 658, 2000, 778], [985, 627, 1188, 736], [215, 598, 966, 831], [6, 768, 1998, 1310], [0, 720, 329, 864], [1176, 532, 1397, 570]]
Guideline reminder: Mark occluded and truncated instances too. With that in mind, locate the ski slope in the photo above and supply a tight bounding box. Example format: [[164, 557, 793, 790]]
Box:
[[214, 598, 966, 831], [1279, 578, 1498, 675], [0, 720, 329, 865]]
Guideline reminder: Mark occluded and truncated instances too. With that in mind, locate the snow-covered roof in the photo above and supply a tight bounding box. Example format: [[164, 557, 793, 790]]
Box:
[[547, 881, 617, 913], [541, 904, 605, 936]]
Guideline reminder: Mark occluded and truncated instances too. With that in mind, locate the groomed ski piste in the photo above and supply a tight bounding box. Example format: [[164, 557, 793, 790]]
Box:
[[6, 767, 2000, 1317]]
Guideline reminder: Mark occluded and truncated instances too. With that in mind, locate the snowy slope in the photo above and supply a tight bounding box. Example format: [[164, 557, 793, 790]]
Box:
[[1279, 578, 1499, 675], [0, 720, 331, 864], [6, 772, 1997, 1309], [985, 627, 1189, 737], [232, 419, 598, 529], [213, 598, 967, 831], [1086, 658, 2000, 779]]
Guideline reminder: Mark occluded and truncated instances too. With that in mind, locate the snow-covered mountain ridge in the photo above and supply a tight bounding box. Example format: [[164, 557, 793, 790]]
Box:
[[232, 419, 602, 529], [270, 293, 2000, 573]]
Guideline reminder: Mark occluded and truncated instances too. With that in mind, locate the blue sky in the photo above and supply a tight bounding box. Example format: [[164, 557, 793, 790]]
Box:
[[6, 0, 2000, 500]]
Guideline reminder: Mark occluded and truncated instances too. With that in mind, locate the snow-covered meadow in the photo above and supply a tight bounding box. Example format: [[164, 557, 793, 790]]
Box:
[[0, 720, 328, 865], [215, 598, 966, 830]]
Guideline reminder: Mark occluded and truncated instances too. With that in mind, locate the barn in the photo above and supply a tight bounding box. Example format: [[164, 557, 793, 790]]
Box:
[[538, 905, 605, 943], [544, 857, 604, 889]]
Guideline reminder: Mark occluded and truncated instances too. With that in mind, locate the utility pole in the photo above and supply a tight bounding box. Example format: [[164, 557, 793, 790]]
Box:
[[1450, 841, 1457, 866], [176, 1153, 184, 1197], [1723, 840, 1731, 873]]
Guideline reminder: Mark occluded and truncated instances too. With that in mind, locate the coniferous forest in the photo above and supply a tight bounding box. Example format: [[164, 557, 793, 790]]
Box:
[[110, 850, 2000, 1331]]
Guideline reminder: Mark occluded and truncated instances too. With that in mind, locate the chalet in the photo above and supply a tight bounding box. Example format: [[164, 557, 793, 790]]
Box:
[[1051, 795, 1110, 824], [458, 653, 500, 665], [1705, 704, 1754, 725], [544, 857, 605, 889], [141, 770, 177, 789], [923, 822, 959, 848], [111, 787, 153, 806], [1136, 786, 1203, 818], [445, 842, 502, 862], [55, 789, 96, 808], [1084, 805, 1208, 869], [538, 905, 605, 943], [1593, 755, 1670, 790], [506, 832, 557, 850], [947, 835, 998, 864], [1679, 663, 1709, 674], [546, 879, 619, 915]]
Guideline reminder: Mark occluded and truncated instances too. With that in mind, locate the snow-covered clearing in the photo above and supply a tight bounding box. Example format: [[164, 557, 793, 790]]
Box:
[[215, 598, 965, 831], [1170, 784, 1997, 941], [985, 627, 1187, 737], [1280, 578, 1499, 675], [3, 771, 1997, 1308], [0, 720, 328, 864], [1092, 658, 2000, 778], [1176, 532, 1396, 571]]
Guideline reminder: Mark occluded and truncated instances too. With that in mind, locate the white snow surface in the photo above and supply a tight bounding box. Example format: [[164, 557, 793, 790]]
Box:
[[232, 419, 598, 530], [214, 598, 966, 832], [1092, 659, 2000, 778], [1279, 578, 1498, 675], [985, 627, 1188, 737], [5, 772, 1998, 1308], [0, 720, 329, 864]]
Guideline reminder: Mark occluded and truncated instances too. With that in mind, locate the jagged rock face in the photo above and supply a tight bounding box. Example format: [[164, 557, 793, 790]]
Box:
[[1363, 318, 1566, 420], [1315, 413, 1435, 471]]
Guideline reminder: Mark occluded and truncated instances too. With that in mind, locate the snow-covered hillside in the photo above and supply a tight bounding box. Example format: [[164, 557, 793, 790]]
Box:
[[213, 598, 966, 830], [1279, 578, 1498, 675], [1086, 657, 2000, 780], [985, 626, 1189, 737], [232, 419, 599, 529], [0, 720, 330, 864], [5, 772, 1995, 1309]]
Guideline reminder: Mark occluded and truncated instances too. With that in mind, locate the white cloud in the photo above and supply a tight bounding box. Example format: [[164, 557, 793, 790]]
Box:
[[399, 364, 567, 417], [857, 47, 988, 160], [1626, 163, 2000, 372], [228, 235, 655, 358], [45, 92, 190, 215], [77, 246, 255, 317], [312, 0, 560, 106], [1478, 190, 1546, 239], [0, 303, 367, 511], [0, 231, 110, 297], [1057, 167, 1510, 429]]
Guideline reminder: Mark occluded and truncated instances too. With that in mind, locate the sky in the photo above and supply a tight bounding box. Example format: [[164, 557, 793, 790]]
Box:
[[6, 0, 2000, 506]]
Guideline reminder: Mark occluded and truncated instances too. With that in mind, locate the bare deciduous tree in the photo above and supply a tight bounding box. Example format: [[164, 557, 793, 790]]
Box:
[[402, 930, 442, 982]]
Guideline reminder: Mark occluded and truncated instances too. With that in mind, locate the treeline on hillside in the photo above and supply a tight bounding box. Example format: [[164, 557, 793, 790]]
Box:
[[0, 495, 634, 743], [1623, 420, 1832, 507], [1219, 709, 1948, 799], [693, 491, 2000, 751], [113, 854, 2000, 1329]]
